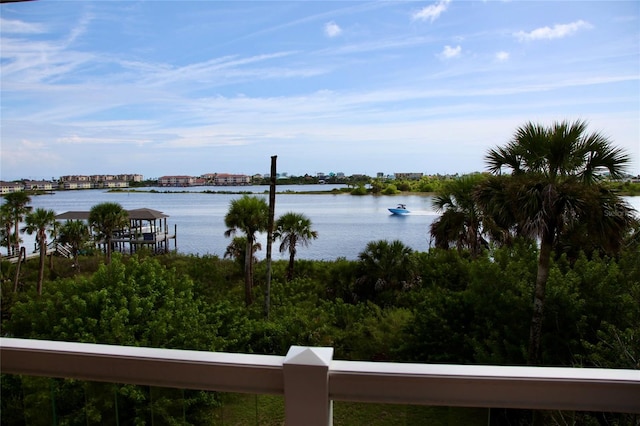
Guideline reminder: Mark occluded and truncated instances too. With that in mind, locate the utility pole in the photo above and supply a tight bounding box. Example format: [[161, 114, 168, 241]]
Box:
[[264, 155, 277, 319]]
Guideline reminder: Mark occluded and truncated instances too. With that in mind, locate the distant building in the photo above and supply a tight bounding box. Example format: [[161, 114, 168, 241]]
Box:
[[118, 174, 143, 182], [60, 175, 91, 182], [102, 180, 130, 189], [0, 181, 24, 194], [158, 176, 197, 187], [62, 181, 94, 190], [23, 180, 55, 191], [59, 174, 143, 184], [214, 173, 251, 185], [91, 174, 116, 182]]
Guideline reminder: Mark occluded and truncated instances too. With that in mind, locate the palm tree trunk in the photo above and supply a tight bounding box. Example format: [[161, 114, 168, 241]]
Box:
[[244, 237, 254, 306], [528, 229, 554, 365], [13, 247, 25, 292], [13, 222, 20, 256], [287, 250, 295, 282], [106, 238, 113, 265], [5, 224, 11, 256], [37, 239, 46, 295], [73, 249, 80, 272]]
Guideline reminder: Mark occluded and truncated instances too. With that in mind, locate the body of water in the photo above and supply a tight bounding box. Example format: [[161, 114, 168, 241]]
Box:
[[10, 185, 640, 261], [18, 185, 438, 261]]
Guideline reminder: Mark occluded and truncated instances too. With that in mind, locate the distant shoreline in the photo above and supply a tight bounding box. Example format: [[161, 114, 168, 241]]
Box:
[[107, 188, 440, 196]]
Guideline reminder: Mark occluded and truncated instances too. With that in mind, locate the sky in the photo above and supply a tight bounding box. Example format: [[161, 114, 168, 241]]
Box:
[[1, 0, 639, 181]]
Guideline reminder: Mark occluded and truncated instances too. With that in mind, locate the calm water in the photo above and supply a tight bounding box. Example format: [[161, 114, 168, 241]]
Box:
[[13, 185, 640, 261], [20, 185, 439, 261]]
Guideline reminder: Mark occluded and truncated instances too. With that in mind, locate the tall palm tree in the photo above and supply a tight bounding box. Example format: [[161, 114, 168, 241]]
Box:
[[224, 195, 269, 306], [88, 202, 129, 265], [3, 191, 32, 256], [429, 174, 487, 258], [479, 119, 635, 364], [21, 208, 57, 295], [58, 220, 91, 271], [274, 212, 318, 281]]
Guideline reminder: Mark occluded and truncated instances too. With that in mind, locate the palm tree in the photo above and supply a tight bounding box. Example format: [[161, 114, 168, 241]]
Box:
[[3, 191, 32, 256], [21, 208, 57, 295], [429, 174, 487, 258], [274, 212, 318, 281], [224, 195, 269, 306], [224, 236, 262, 271], [58, 220, 91, 271], [479, 119, 635, 364], [356, 239, 414, 302], [0, 203, 13, 256], [88, 202, 129, 265]]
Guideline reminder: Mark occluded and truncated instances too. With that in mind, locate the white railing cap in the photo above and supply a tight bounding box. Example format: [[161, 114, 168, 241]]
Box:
[[331, 360, 640, 383]]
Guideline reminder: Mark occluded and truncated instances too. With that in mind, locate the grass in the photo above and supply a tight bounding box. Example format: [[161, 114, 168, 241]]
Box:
[[210, 393, 489, 425]]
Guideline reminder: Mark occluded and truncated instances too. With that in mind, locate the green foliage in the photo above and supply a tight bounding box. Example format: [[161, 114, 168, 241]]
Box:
[[350, 184, 368, 195], [3, 254, 230, 425], [57, 219, 91, 270], [2, 237, 638, 424], [382, 184, 399, 195], [355, 240, 417, 305]]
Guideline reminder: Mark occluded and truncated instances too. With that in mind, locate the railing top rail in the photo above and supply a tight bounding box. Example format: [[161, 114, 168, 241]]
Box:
[[1, 337, 284, 367], [329, 360, 640, 413], [330, 360, 640, 383], [0, 338, 285, 395], [2, 338, 639, 414]]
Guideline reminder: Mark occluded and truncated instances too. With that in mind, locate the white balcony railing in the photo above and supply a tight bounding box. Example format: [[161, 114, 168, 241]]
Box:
[[1, 337, 639, 425]]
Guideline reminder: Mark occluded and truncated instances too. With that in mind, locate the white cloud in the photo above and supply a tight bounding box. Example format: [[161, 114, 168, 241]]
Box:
[[0, 18, 46, 34], [440, 45, 461, 59], [412, 0, 451, 23], [515, 20, 593, 41], [495, 51, 509, 61], [324, 21, 342, 38]]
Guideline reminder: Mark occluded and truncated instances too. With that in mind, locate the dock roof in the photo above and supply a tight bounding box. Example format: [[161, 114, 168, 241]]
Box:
[[56, 208, 168, 221]]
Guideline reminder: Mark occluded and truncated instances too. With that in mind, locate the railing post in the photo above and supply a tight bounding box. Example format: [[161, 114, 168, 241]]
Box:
[[283, 346, 334, 426]]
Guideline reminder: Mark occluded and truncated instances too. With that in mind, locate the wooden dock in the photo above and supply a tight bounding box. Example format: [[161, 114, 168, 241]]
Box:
[[2, 248, 57, 264]]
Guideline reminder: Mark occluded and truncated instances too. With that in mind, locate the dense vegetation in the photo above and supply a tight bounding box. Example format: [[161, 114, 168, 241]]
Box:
[[2, 240, 639, 424], [2, 120, 639, 425]]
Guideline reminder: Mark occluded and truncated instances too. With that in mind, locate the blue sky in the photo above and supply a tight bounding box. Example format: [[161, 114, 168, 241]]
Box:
[[1, 1, 638, 181]]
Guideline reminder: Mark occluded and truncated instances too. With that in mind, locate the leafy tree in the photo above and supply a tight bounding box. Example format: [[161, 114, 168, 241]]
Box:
[[478, 120, 636, 364], [430, 174, 487, 258], [58, 220, 91, 271], [2, 191, 32, 256], [350, 185, 368, 195], [369, 179, 384, 194], [21, 208, 57, 295], [88, 202, 129, 265], [382, 184, 399, 195], [274, 212, 318, 281], [224, 195, 269, 306]]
